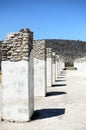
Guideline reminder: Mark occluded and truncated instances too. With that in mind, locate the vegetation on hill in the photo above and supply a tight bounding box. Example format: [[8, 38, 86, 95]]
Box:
[[45, 39, 86, 62]]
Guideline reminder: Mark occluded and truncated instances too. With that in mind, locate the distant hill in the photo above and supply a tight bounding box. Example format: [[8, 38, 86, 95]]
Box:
[[45, 39, 86, 62], [0, 39, 86, 69]]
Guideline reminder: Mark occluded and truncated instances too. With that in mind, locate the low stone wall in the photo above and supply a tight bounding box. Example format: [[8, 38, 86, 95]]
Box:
[[1, 28, 34, 122], [74, 57, 86, 71]]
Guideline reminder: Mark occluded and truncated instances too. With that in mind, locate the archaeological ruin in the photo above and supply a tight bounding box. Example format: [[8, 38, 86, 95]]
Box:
[[0, 28, 86, 122], [1, 29, 34, 122]]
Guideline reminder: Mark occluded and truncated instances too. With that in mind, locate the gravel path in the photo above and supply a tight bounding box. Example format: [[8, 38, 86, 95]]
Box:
[[0, 70, 86, 130]]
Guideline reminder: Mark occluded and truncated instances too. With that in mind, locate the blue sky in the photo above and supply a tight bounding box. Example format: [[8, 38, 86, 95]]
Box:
[[0, 0, 86, 41]]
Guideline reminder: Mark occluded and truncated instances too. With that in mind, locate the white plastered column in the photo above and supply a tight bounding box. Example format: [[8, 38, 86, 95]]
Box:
[[46, 48, 52, 87], [55, 55, 60, 79], [34, 40, 47, 96], [52, 52, 56, 84]]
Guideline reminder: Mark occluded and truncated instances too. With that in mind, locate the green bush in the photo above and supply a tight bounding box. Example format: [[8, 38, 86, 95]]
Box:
[[65, 62, 74, 67]]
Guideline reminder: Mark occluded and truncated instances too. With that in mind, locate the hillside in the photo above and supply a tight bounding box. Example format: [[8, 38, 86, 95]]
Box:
[[45, 39, 86, 62], [0, 39, 86, 65]]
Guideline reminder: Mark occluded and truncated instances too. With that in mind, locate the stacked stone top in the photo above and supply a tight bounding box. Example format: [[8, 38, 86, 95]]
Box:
[[33, 40, 46, 60], [46, 48, 52, 58], [2, 28, 33, 61], [55, 55, 59, 62], [52, 52, 56, 63]]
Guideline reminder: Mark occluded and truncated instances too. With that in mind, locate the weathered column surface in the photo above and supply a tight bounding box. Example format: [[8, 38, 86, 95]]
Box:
[[74, 59, 81, 69], [46, 48, 52, 87], [0, 41, 2, 70], [0, 41, 2, 121], [55, 55, 59, 79], [59, 59, 64, 74], [34, 40, 46, 96], [52, 52, 56, 84], [2, 28, 34, 122]]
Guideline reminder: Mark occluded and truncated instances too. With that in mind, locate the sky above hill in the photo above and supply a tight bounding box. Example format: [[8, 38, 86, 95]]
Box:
[[0, 0, 86, 41]]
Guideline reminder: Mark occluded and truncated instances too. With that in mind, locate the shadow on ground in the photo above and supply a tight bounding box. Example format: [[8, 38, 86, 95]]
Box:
[[55, 79, 66, 82], [31, 108, 65, 120], [57, 76, 66, 78], [46, 91, 67, 96], [52, 84, 67, 87]]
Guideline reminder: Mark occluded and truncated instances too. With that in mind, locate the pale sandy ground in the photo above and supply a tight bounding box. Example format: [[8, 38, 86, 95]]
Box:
[[0, 69, 86, 130]]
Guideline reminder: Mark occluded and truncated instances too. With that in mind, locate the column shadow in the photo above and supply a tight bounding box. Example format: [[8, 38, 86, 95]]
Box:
[[58, 70, 67, 78], [57, 76, 66, 78], [52, 84, 67, 87], [59, 74, 66, 77], [47, 91, 67, 96], [55, 79, 66, 82], [31, 108, 65, 120]]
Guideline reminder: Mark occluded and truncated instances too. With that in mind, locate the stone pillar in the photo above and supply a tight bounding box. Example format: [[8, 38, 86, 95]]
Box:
[[33, 40, 46, 96], [0, 79, 2, 121], [52, 52, 56, 84], [60, 59, 64, 72], [46, 48, 52, 87], [74, 59, 81, 70], [0, 41, 2, 70], [0, 41, 2, 121], [62, 61, 65, 70], [55, 55, 59, 79], [2, 28, 34, 122], [59, 60, 64, 73]]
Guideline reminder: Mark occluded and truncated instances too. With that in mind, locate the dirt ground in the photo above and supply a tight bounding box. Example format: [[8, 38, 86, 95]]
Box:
[[0, 70, 86, 130]]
